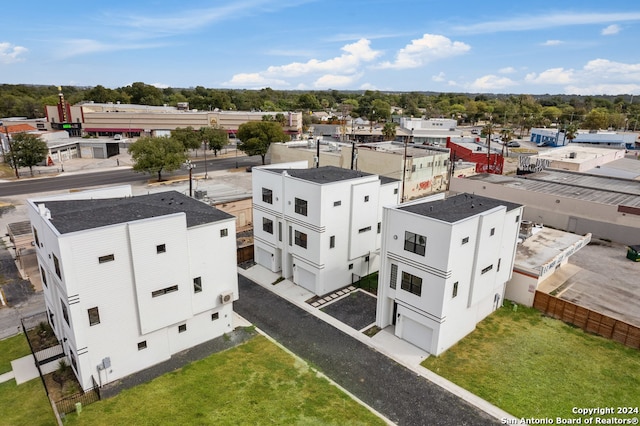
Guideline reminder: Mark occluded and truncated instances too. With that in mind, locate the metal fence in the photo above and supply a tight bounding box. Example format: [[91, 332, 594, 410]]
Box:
[[55, 377, 101, 415], [533, 291, 640, 350]]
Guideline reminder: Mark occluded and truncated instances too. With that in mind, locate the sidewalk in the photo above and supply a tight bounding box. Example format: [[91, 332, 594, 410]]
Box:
[[237, 263, 516, 423]]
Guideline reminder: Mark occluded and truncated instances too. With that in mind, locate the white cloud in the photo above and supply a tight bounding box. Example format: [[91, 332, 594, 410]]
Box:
[[227, 38, 380, 88], [468, 75, 517, 91], [432, 72, 446, 82], [360, 82, 378, 90], [525, 68, 574, 84], [565, 83, 640, 96], [314, 73, 362, 88], [226, 72, 288, 88], [499, 67, 516, 74], [601, 24, 621, 35], [542, 40, 563, 46], [0, 42, 27, 64], [377, 34, 470, 69], [54, 38, 165, 58], [453, 12, 640, 34], [582, 58, 640, 80]]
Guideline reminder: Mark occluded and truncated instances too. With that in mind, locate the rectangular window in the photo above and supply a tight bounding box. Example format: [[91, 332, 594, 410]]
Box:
[[61, 299, 69, 326], [390, 264, 398, 289], [262, 188, 273, 204], [278, 222, 282, 242], [53, 254, 61, 278], [329, 235, 335, 248], [87, 307, 100, 326], [377, 222, 381, 234], [481, 264, 493, 274], [99, 254, 115, 263], [193, 277, 202, 293], [211, 312, 219, 321], [358, 226, 371, 233], [348, 263, 353, 270], [364, 195, 369, 202], [40, 266, 47, 287], [288, 226, 292, 246], [263, 218, 274, 234], [152, 285, 179, 298], [365, 255, 369, 262], [497, 258, 501, 272], [404, 231, 426, 256], [333, 200, 341, 207], [490, 227, 496, 236], [178, 324, 187, 333], [394, 188, 398, 195], [515, 215, 520, 222], [70, 351, 77, 372], [401, 272, 422, 296], [156, 244, 166, 254], [220, 228, 228, 237], [294, 198, 308, 216], [138, 341, 147, 350], [452, 282, 459, 298], [462, 237, 469, 245], [33, 227, 40, 247], [294, 230, 307, 249]]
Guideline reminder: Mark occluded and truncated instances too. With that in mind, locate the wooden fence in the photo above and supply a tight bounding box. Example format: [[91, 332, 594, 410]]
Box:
[[533, 291, 640, 350], [237, 245, 254, 264]]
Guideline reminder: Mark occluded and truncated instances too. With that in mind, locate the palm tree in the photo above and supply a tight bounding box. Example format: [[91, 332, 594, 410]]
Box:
[[564, 123, 578, 145], [382, 122, 397, 141], [500, 128, 514, 157]]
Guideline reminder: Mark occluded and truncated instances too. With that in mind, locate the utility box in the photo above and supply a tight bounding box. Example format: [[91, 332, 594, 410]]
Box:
[[626, 245, 640, 261]]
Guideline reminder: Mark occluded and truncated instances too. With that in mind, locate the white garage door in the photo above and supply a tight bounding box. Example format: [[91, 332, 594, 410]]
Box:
[[401, 316, 433, 353], [294, 266, 315, 293], [255, 247, 273, 270]]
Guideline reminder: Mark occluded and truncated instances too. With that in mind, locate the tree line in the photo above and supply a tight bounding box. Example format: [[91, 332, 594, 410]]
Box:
[[1, 83, 639, 132]]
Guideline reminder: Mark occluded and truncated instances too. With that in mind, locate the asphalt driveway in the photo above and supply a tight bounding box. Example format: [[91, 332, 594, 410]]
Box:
[[235, 275, 498, 426]]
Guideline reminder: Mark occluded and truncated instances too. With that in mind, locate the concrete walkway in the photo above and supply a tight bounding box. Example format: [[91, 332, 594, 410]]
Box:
[[237, 263, 516, 423], [0, 352, 60, 385]]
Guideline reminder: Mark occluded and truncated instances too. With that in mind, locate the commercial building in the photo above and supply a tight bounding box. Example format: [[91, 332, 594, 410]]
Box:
[[252, 164, 400, 296], [44, 100, 303, 139], [27, 186, 238, 391], [520, 145, 626, 173], [270, 141, 451, 200], [530, 128, 638, 149], [450, 170, 640, 245], [376, 193, 523, 355]]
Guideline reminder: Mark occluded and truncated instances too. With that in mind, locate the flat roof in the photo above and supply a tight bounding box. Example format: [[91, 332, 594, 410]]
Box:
[[464, 173, 640, 208], [515, 228, 588, 272], [523, 169, 640, 197], [264, 165, 376, 184], [533, 145, 624, 163], [36, 191, 233, 234], [398, 193, 521, 223]]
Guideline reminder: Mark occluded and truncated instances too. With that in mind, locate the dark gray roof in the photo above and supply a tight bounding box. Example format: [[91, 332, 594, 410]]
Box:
[[399, 193, 522, 223], [37, 191, 234, 234], [264, 166, 375, 184], [379, 175, 400, 185]]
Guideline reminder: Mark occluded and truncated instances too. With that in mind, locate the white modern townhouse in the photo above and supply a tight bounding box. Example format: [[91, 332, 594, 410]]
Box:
[[252, 164, 401, 296], [376, 193, 523, 355], [27, 186, 238, 391]]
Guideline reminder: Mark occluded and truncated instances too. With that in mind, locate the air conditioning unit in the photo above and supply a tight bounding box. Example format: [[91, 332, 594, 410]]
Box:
[[219, 291, 234, 305]]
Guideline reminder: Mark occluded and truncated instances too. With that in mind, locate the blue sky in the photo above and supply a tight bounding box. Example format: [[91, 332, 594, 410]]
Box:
[[2, 0, 640, 95]]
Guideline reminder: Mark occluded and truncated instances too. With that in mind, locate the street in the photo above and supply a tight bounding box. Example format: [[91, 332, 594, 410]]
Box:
[[234, 275, 498, 426], [0, 156, 259, 197]]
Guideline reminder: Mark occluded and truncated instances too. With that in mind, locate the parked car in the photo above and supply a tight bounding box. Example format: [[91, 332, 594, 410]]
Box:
[[471, 129, 480, 135], [507, 141, 520, 148]]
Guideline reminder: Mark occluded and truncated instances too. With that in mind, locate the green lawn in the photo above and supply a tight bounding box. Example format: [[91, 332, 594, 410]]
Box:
[[64, 335, 385, 425], [421, 303, 640, 418], [0, 333, 31, 374], [0, 379, 55, 426]]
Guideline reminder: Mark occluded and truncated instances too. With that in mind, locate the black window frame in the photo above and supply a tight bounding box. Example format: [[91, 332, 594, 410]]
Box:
[[88, 307, 100, 326], [156, 244, 166, 254], [481, 264, 493, 274], [462, 236, 469, 245], [178, 324, 187, 333], [294, 230, 307, 249], [329, 235, 335, 248], [220, 228, 229, 237], [452, 282, 459, 298], [490, 227, 496, 236], [99, 254, 115, 263], [401, 271, 422, 296], [152, 285, 179, 298], [53, 254, 61, 278], [294, 198, 308, 216], [211, 312, 219, 321], [404, 231, 426, 256], [333, 200, 341, 207], [390, 264, 397, 289], [61, 299, 69, 326], [138, 341, 147, 350], [358, 226, 371, 233], [263, 217, 274, 234], [262, 187, 273, 204], [40, 266, 47, 287], [33, 227, 40, 248], [193, 277, 202, 293]]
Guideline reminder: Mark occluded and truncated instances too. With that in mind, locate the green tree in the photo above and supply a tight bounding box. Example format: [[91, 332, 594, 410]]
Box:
[[382, 122, 397, 141], [237, 121, 287, 164], [200, 126, 227, 156], [171, 126, 200, 151], [564, 123, 578, 144], [10, 133, 48, 177], [583, 108, 609, 130], [128, 136, 187, 181]]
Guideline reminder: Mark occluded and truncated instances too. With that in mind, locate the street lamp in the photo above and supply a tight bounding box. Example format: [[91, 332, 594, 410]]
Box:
[[183, 160, 195, 197]]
